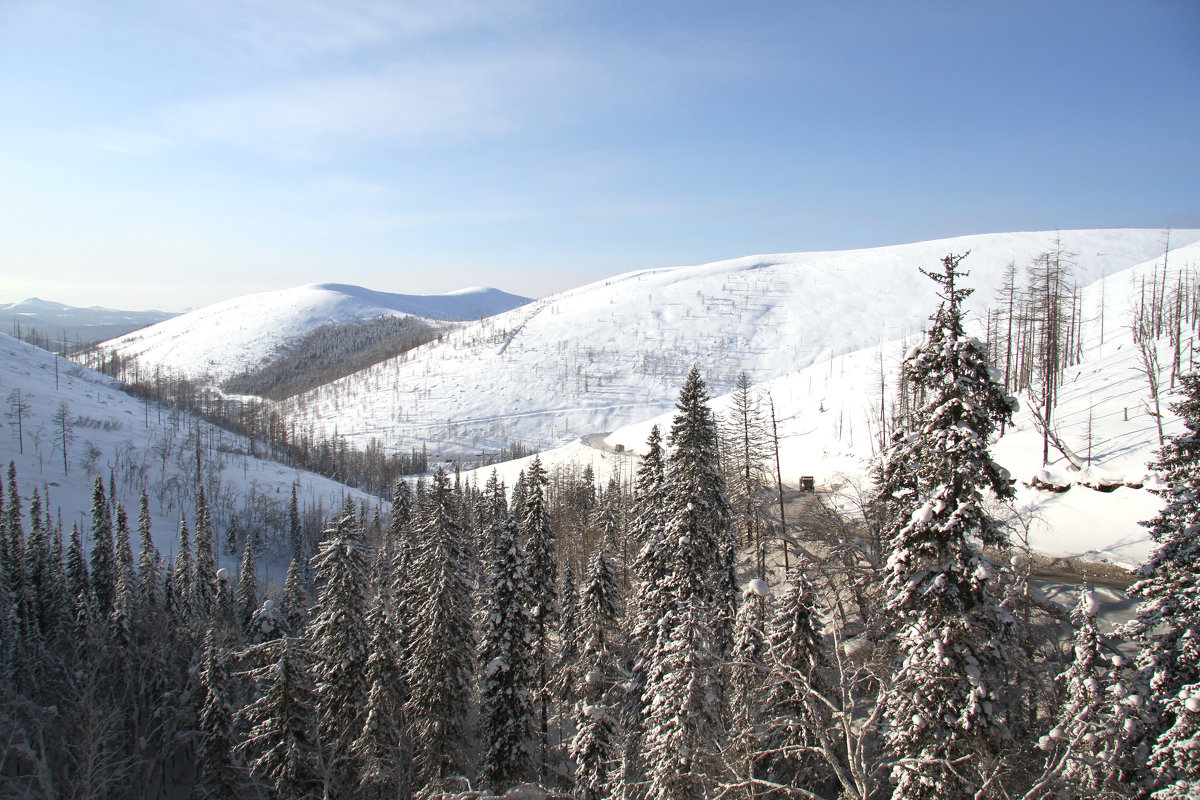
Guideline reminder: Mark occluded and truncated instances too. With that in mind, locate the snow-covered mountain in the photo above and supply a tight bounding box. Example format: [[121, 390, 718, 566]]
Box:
[[283, 229, 1199, 460], [461, 237, 1200, 569], [98, 283, 531, 383], [0, 332, 378, 568], [1, 297, 176, 344]]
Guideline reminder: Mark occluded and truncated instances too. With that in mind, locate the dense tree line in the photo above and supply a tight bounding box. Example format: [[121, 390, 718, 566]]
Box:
[[3, 255, 1197, 798], [75, 340, 540, 498], [221, 315, 442, 401]]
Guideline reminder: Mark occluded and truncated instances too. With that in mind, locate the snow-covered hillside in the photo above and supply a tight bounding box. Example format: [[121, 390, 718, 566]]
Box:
[[285, 229, 1198, 460], [2, 297, 176, 344], [0, 333, 378, 569], [470, 239, 1200, 569], [99, 283, 531, 383]]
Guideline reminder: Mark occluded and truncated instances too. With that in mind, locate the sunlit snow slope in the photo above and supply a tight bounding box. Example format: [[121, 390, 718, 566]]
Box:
[[501, 239, 1200, 569], [0, 333, 378, 566], [286, 229, 1199, 460], [100, 283, 531, 383]]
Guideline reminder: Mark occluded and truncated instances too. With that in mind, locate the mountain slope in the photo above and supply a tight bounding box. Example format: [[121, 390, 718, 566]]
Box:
[[0, 332, 378, 566], [475, 240, 1200, 569], [284, 228, 1199, 458], [98, 283, 531, 383], [2, 297, 176, 344]]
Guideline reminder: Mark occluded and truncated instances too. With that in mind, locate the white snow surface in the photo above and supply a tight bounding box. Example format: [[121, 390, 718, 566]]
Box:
[[0, 333, 378, 569], [99, 283, 531, 383], [461, 231, 1200, 569], [287, 229, 1196, 463]]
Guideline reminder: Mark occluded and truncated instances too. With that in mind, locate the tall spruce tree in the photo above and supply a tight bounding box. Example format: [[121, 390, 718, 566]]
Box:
[[194, 628, 241, 799], [238, 637, 323, 800], [236, 533, 259, 632], [641, 367, 733, 800], [287, 484, 308, 583], [135, 491, 160, 611], [351, 588, 406, 799], [1041, 591, 1127, 797], [875, 253, 1018, 800], [478, 515, 537, 793], [760, 559, 837, 795], [621, 424, 668, 798], [406, 467, 474, 798], [193, 488, 217, 617], [174, 515, 193, 619], [66, 521, 89, 616], [88, 476, 115, 616], [281, 558, 308, 636], [728, 581, 771, 797], [309, 500, 371, 791], [572, 544, 621, 800], [521, 454, 558, 779], [1129, 372, 1200, 798], [555, 563, 583, 716]]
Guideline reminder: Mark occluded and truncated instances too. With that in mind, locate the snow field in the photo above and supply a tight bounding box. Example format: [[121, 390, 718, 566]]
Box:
[[0, 332, 379, 570]]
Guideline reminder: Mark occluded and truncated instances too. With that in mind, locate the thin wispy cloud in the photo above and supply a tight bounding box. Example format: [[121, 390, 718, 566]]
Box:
[[162, 48, 582, 158], [169, 0, 548, 66]]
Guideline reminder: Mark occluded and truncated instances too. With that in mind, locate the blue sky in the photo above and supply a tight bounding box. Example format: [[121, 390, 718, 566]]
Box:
[[1, 1, 1197, 311]]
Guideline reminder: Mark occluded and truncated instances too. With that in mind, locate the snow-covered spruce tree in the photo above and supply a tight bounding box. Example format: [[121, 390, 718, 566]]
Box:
[[521, 454, 558, 779], [236, 533, 259, 633], [620, 424, 668, 798], [3, 462, 23, 597], [1128, 371, 1200, 797], [281, 558, 308, 636], [25, 488, 54, 638], [0, 465, 10, 596], [759, 558, 838, 796], [875, 253, 1018, 800], [194, 628, 242, 799], [193, 488, 218, 617], [478, 515, 537, 793], [351, 587, 406, 799], [174, 514, 194, 620], [114, 504, 134, 596], [108, 521, 137, 670], [65, 520, 89, 620], [308, 499, 371, 791], [555, 562, 583, 718], [1039, 590, 1127, 797], [288, 484, 304, 571], [572, 544, 622, 800], [88, 475, 115, 616], [641, 367, 734, 800], [727, 579, 771, 797], [136, 490, 160, 611], [237, 636, 323, 800], [406, 467, 475, 798], [1150, 682, 1200, 799]]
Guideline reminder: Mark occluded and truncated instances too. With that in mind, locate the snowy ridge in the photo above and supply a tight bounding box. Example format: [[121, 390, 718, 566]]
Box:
[[99, 283, 531, 383], [1, 297, 176, 343], [284, 229, 1198, 460], [0, 332, 378, 564]]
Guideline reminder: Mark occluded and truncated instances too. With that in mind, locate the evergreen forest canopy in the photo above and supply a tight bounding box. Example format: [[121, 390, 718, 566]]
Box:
[[221, 315, 442, 401], [0, 254, 1197, 799]]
